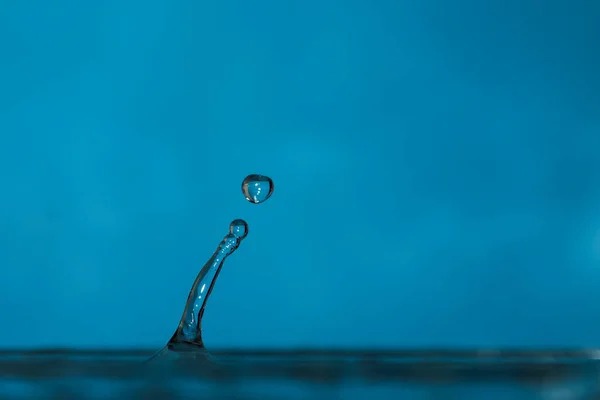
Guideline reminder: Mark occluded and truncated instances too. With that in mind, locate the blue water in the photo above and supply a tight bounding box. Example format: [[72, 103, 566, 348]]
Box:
[[2, 349, 599, 399], [241, 175, 274, 204], [1, 1, 600, 398], [165, 219, 249, 348]]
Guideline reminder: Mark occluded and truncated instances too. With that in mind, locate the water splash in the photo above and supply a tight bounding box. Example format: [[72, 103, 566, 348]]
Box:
[[149, 219, 249, 361], [149, 174, 274, 362]]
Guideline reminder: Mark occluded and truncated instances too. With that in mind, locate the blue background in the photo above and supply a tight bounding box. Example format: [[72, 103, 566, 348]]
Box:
[[0, 0, 599, 350]]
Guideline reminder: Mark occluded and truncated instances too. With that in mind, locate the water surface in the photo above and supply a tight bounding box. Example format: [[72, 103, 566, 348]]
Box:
[[1, 348, 599, 399]]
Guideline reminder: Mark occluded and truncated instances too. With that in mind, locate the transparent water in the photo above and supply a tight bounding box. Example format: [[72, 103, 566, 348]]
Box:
[[163, 218, 249, 350], [2, 0, 599, 397], [2, 349, 599, 399], [241, 174, 275, 205], [4, 173, 600, 399]]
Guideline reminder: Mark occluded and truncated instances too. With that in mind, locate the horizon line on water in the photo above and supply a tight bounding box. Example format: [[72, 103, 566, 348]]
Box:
[[0, 347, 599, 359]]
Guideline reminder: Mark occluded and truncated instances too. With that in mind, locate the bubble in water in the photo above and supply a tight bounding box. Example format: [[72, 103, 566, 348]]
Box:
[[229, 219, 248, 240], [242, 174, 274, 204]]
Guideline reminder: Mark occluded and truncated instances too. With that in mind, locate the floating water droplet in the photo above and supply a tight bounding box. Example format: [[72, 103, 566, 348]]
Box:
[[149, 219, 249, 361], [242, 174, 274, 204], [229, 219, 248, 240]]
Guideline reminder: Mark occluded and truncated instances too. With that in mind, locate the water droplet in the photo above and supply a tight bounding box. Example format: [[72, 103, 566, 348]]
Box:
[[229, 219, 248, 240], [242, 174, 274, 204]]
